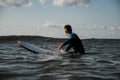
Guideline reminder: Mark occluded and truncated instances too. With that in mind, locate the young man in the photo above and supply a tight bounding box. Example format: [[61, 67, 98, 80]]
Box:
[[58, 25, 85, 57]]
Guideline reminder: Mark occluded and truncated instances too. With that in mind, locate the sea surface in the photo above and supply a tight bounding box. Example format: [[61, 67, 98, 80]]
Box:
[[0, 36, 120, 80]]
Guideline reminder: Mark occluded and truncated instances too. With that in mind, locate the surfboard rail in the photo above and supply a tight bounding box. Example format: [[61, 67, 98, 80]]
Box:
[[18, 41, 52, 53]]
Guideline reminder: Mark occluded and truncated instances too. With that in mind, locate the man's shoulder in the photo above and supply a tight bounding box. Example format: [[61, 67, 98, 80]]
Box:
[[69, 33, 77, 39], [71, 33, 78, 37]]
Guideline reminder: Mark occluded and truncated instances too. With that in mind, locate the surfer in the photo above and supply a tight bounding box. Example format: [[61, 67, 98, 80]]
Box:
[[58, 24, 85, 57]]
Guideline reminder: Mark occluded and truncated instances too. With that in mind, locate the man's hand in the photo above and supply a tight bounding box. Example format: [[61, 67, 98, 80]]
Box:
[[58, 44, 63, 50]]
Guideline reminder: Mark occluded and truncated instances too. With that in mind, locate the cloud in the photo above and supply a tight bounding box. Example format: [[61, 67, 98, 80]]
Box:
[[0, 0, 33, 8], [111, 26, 120, 31], [89, 24, 108, 31], [39, 22, 65, 38], [90, 24, 120, 31], [39, 0, 47, 5], [38, 0, 90, 7], [53, 0, 90, 7], [40, 21, 60, 28]]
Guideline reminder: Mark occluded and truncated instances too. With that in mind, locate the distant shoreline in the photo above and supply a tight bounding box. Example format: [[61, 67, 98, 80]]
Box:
[[0, 35, 119, 44], [0, 35, 119, 40], [0, 35, 66, 43]]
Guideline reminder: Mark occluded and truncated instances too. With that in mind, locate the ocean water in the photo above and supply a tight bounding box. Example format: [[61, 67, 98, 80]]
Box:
[[0, 36, 120, 80]]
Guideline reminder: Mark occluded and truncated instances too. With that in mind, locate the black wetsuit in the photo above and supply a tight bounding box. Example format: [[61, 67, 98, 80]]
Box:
[[62, 33, 85, 54]]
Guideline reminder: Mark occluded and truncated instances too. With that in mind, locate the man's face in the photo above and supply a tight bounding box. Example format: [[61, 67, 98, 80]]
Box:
[[64, 28, 69, 36]]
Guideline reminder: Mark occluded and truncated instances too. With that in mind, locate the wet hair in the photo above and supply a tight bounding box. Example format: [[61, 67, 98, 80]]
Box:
[[64, 24, 72, 32]]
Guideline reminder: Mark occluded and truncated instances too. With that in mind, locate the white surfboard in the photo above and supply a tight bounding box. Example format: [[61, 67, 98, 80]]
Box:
[[18, 41, 52, 53]]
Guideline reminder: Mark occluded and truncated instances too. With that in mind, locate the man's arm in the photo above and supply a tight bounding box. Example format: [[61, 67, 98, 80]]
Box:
[[63, 33, 76, 46], [62, 39, 72, 46], [58, 39, 72, 50]]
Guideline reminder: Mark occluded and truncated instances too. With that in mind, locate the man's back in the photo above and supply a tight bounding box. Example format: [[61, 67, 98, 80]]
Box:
[[69, 33, 85, 54]]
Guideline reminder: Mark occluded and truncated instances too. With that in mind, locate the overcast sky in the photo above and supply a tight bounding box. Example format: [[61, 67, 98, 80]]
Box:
[[0, 0, 120, 39]]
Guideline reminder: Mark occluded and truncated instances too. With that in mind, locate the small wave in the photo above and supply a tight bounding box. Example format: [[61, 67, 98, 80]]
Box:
[[96, 60, 113, 64], [0, 72, 34, 79]]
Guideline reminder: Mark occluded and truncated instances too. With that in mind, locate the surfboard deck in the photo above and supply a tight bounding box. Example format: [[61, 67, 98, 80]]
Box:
[[18, 41, 52, 53]]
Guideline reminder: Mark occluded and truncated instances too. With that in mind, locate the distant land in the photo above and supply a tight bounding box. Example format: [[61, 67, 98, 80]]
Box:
[[0, 35, 119, 41]]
